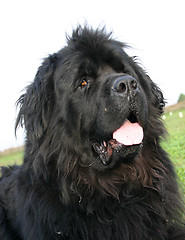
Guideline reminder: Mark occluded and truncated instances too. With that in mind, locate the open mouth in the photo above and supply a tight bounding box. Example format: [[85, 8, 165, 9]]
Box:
[[93, 112, 144, 166]]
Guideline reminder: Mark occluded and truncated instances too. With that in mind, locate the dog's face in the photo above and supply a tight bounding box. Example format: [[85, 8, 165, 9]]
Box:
[[55, 63, 148, 170], [16, 26, 165, 172]]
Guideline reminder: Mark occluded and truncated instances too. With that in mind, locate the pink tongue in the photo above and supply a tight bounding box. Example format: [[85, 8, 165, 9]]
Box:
[[113, 120, 144, 146]]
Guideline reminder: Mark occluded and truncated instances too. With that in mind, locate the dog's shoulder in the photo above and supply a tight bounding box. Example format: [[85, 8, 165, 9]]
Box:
[[0, 165, 20, 180]]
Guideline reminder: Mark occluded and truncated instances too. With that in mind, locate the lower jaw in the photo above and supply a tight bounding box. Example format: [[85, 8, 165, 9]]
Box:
[[93, 142, 142, 169]]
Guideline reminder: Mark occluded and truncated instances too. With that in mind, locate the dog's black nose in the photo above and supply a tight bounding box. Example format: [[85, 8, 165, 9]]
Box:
[[112, 75, 138, 94]]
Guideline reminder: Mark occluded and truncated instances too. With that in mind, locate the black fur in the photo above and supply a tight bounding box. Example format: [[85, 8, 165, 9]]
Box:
[[0, 26, 184, 239]]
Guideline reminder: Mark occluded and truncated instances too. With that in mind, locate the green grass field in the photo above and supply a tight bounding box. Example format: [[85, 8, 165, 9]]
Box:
[[0, 107, 185, 194], [0, 151, 23, 167], [161, 108, 185, 193]]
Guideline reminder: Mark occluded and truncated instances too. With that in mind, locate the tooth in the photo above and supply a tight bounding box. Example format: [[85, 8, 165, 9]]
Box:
[[102, 160, 108, 165], [103, 141, 107, 147]]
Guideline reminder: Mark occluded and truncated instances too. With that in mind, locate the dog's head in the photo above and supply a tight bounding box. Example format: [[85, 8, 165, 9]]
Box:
[[16, 26, 165, 174]]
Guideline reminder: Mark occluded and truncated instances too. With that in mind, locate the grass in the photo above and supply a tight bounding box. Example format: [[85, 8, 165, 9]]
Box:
[[0, 150, 23, 166], [161, 108, 185, 194]]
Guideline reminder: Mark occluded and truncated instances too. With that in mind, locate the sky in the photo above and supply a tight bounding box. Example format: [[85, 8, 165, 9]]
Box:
[[0, 0, 185, 151]]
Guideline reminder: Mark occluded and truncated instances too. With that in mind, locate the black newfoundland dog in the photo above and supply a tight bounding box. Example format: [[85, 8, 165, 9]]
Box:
[[0, 26, 185, 239]]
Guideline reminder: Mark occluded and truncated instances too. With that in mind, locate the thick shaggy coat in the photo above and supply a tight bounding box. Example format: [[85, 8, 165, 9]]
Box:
[[0, 26, 185, 239]]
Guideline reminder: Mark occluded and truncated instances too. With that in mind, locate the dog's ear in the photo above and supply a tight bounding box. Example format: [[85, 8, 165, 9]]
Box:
[[131, 60, 166, 114], [150, 78, 165, 114], [16, 54, 57, 145]]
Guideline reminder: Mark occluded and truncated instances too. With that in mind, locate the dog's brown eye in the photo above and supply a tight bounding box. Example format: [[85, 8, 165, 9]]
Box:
[[80, 79, 88, 88]]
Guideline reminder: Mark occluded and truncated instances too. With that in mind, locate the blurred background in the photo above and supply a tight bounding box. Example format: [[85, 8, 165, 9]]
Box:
[[0, 0, 185, 151]]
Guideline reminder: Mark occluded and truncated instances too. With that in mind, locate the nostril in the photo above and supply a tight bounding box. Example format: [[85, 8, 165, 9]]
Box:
[[112, 79, 127, 93], [130, 80, 137, 90], [117, 82, 126, 93]]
